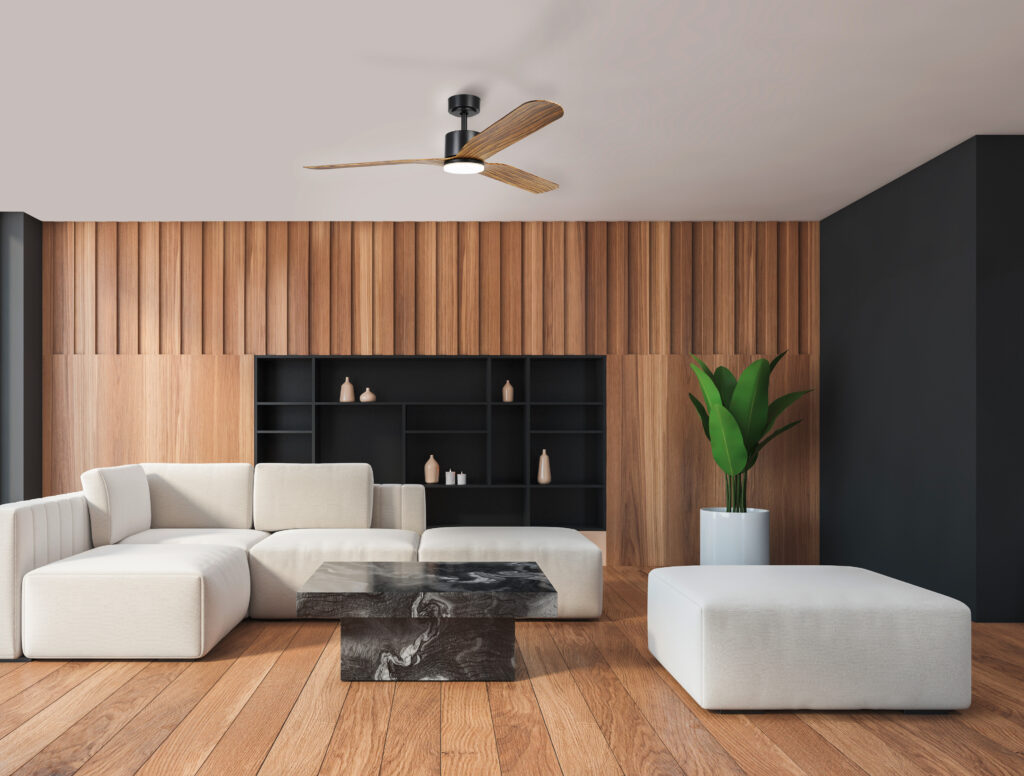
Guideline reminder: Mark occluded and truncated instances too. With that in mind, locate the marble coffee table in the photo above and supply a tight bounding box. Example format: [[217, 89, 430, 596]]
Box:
[[296, 561, 557, 681]]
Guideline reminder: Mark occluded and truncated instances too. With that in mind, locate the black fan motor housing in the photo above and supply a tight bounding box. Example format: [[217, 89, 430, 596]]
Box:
[[444, 94, 481, 156]]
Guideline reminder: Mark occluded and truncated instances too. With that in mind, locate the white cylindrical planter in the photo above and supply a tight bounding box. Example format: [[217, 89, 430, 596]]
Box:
[[700, 508, 770, 565]]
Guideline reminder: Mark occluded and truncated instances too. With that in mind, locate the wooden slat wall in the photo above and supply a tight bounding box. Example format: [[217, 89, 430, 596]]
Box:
[[42, 221, 819, 565]]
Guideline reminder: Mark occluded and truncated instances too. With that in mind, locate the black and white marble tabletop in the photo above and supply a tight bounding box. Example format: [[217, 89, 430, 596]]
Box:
[[296, 561, 558, 682]]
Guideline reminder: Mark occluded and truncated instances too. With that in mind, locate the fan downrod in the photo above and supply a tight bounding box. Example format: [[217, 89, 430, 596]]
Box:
[[445, 93, 481, 157]]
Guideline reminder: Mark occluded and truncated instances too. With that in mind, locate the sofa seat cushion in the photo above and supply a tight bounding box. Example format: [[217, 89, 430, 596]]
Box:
[[120, 528, 270, 552], [253, 463, 374, 531], [248, 528, 420, 619], [417, 526, 603, 618], [21, 544, 250, 659], [80, 464, 152, 546], [647, 565, 972, 710], [141, 463, 254, 529]]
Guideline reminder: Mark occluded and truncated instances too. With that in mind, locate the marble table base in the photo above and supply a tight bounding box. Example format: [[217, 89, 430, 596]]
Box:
[[339, 616, 515, 681]]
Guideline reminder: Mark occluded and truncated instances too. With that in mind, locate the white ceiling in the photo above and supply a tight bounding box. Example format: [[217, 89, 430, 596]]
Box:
[[3, 0, 1024, 222]]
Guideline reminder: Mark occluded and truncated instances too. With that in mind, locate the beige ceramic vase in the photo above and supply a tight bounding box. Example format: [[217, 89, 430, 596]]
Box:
[[424, 454, 439, 484], [359, 387, 376, 403], [339, 377, 355, 402], [537, 449, 552, 484], [502, 380, 514, 402]]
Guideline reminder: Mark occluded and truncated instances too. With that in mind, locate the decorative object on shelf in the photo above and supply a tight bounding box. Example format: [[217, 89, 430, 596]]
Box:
[[424, 455, 440, 484], [537, 449, 552, 484], [445, 469, 457, 486], [689, 351, 810, 564], [457, 472, 467, 486], [339, 377, 356, 402], [359, 387, 376, 403], [502, 380, 514, 403]]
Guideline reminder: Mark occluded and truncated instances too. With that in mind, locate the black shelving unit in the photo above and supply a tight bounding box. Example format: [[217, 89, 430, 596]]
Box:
[[254, 356, 606, 531]]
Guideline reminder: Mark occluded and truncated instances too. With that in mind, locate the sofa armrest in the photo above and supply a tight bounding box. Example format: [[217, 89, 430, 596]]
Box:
[[0, 492, 92, 659], [371, 484, 427, 534]]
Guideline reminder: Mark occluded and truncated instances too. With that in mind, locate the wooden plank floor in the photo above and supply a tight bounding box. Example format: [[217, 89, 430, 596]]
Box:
[[1, 568, 1022, 775]]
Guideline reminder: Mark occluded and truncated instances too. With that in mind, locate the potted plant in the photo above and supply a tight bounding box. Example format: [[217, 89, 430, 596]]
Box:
[[688, 352, 810, 564]]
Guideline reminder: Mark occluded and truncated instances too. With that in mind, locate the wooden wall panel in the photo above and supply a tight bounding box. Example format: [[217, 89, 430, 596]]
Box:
[[41, 220, 820, 566]]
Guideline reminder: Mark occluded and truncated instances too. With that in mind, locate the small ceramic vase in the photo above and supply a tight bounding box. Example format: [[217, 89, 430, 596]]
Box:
[[457, 472, 467, 486], [339, 377, 355, 402], [502, 380, 514, 403], [537, 449, 552, 484], [359, 387, 376, 403], [445, 470, 457, 485], [424, 455, 439, 484]]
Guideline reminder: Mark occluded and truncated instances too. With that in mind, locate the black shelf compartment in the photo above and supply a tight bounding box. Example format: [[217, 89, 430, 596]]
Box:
[[529, 357, 604, 403], [314, 356, 486, 404], [491, 403, 525, 485], [405, 432, 487, 485], [315, 404, 403, 482], [257, 431, 312, 464], [257, 404, 312, 433], [427, 486, 527, 528], [529, 433, 605, 486], [406, 404, 485, 432], [256, 357, 312, 403], [530, 486, 605, 531], [531, 403, 604, 432]]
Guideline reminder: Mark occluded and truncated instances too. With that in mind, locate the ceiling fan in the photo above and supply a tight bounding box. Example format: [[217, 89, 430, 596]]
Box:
[[304, 94, 564, 193]]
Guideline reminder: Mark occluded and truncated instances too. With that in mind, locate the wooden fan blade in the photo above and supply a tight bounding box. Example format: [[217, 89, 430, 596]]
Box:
[[303, 158, 446, 170], [481, 163, 558, 193], [456, 100, 563, 160]]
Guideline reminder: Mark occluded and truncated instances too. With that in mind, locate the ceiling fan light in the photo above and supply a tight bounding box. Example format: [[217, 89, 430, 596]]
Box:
[[443, 159, 485, 175]]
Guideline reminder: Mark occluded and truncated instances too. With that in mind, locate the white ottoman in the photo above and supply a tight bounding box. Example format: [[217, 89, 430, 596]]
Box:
[[647, 565, 971, 710], [22, 544, 250, 659], [418, 526, 603, 618]]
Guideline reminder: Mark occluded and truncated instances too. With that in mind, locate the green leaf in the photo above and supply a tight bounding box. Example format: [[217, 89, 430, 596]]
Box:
[[763, 390, 811, 435], [753, 419, 802, 455], [729, 359, 769, 448], [769, 351, 788, 373], [688, 393, 710, 439], [712, 367, 738, 407], [691, 355, 715, 378], [690, 364, 722, 407], [709, 404, 749, 475]]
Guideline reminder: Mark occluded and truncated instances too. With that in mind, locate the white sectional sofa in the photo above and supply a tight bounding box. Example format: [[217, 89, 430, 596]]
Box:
[[1, 462, 603, 659]]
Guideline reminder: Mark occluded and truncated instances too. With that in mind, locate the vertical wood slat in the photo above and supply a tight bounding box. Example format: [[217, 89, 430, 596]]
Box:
[[479, 222, 501, 355], [159, 222, 181, 355], [778, 222, 800, 353], [799, 222, 819, 355], [309, 222, 331, 355], [499, 223, 522, 355], [735, 222, 757, 354], [415, 223, 437, 355], [330, 223, 353, 355], [42, 224, 53, 358], [52, 223, 75, 355], [245, 222, 268, 355], [649, 222, 670, 354], [74, 222, 96, 354], [522, 223, 544, 354], [606, 222, 628, 355], [564, 222, 586, 355], [181, 223, 204, 354], [352, 222, 373, 355], [458, 222, 480, 355], [372, 222, 395, 355], [96, 223, 118, 354], [224, 222, 246, 355], [585, 222, 607, 355], [756, 222, 779, 354], [394, 222, 416, 355], [139, 223, 160, 354], [287, 222, 310, 355], [713, 222, 735, 354], [436, 222, 459, 355], [266, 222, 288, 355], [627, 222, 650, 354], [669, 222, 692, 354], [542, 222, 565, 355], [117, 223, 140, 355], [692, 222, 715, 354], [203, 222, 225, 355]]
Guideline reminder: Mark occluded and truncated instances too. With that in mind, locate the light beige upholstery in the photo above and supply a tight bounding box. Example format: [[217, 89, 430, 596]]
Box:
[[22, 543, 250, 659], [80, 464, 152, 546], [0, 492, 92, 659], [120, 528, 270, 552], [141, 463, 254, 529], [417, 526, 603, 618], [253, 463, 374, 531], [371, 484, 427, 533], [249, 529, 420, 618]]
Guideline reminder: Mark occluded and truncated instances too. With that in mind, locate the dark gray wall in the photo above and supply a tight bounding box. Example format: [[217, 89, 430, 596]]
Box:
[[0, 212, 43, 503], [822, 137, 1024, 621]]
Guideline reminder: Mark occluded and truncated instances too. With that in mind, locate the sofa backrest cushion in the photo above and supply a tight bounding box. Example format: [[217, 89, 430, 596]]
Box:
[[80, 464, 152, 545], [253, 463, 373, 531], [140, 463, 254, 529]]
